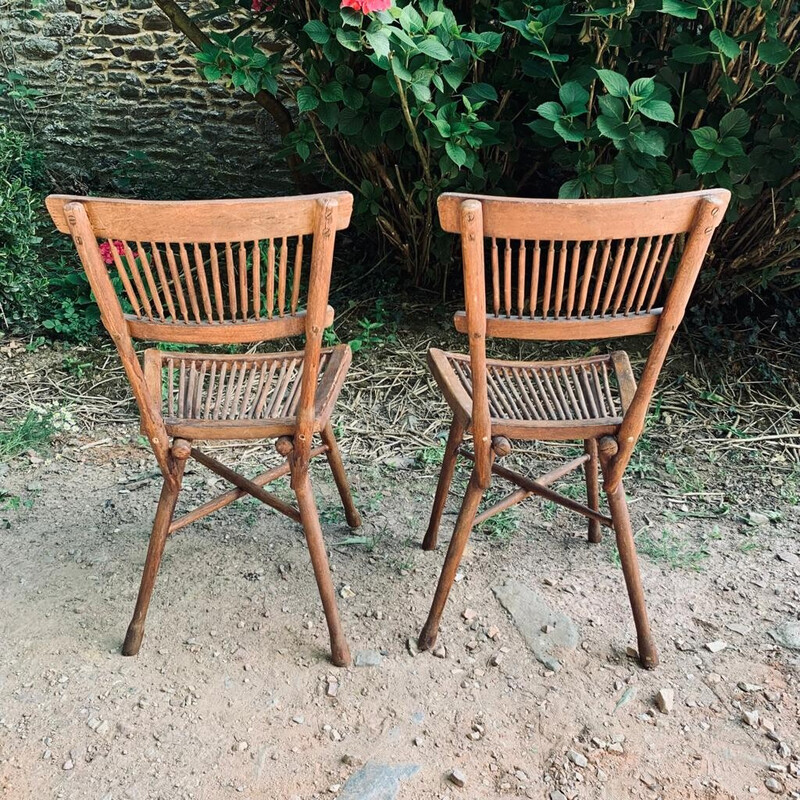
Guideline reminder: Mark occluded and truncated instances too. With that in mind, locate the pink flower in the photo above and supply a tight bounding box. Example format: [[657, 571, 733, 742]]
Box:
[[341, 0, 392, 13], [251, 0, 274, 12], [99, 240, 126, 265]]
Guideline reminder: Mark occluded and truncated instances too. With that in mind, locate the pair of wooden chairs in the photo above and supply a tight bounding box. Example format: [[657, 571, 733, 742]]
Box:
[[47, 187, 729, 670]]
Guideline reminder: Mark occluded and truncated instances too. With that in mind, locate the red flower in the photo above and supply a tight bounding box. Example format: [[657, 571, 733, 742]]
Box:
[[99, 240, 126, 265], [341, 0, 392, 13], [251, 0, 274, 12]]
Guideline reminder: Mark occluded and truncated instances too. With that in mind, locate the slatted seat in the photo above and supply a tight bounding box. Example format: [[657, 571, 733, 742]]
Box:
[[143, 346, 351, 440], [418, 190, 731, 671], [46, 192, 360, 668], [428, 349, 635, 440]]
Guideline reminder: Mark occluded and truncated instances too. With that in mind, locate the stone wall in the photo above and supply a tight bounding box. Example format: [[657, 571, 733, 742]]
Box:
[[0, 0, 293, 198]]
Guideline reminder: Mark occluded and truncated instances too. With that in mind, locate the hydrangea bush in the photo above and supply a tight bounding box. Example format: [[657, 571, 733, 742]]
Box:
[[179, 0, 798, 298]]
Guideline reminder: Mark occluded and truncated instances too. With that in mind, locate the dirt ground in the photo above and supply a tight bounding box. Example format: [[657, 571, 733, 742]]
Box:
[[1, 326, 799, 800]]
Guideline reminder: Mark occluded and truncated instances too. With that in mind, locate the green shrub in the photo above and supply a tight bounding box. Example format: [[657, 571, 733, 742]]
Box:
[[0, 122, 98, 338], [175, 0, 799, 299]]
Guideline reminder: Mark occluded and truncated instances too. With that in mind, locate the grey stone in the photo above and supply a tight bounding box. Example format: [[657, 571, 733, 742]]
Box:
[[549, 793, 568, 800], [43, 13, 81, 37], [21, 36, 62, 59], [337, 762, 420, 800], [448, 768, 467, 788], [567, 750, 588, 768], [765, 777, 784, 794], [93, 13, 139, 36], [354, 650, 383, 667], [142, 10, 171, 31], [492, 580, 578, 671], [769, 621, 800, 651], [655, 687, 675, 714]]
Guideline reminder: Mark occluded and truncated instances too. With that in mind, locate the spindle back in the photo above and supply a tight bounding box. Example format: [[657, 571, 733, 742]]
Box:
[[46, 193, 353, 344], [438, 190, 729, 341]]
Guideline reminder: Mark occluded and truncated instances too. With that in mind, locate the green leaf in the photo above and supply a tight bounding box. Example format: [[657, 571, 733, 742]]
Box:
[[692, 149, 724, 174], [719, 108, 750, 138], [203, 65, 222, 81], [296, 86, 319, 113], [410, 81, 431, 102], [464, 83, 498, 103], [596, 114, 628, 140], [637, 99, 675, 123], [661, 0, 697, 18], [343, 87, 364, 110], [336, 29, 361, 52], [558, 179, 583, 199], [690, 126, 718, 150], [629, 78, 655, 101], [595, 69, 629, 98], [442, 60, 469, 90], [775, 75, 798, 96], [559, 81, 590, 113], [598, 95, 624, 121], [303, 20, 330, 44], [338, 108, 364, 136], [445, 141, 467, 167], [416, 37, 452, 61], [715, 136, 744, 157], [671, 44, 709, 64], [366, 30, 391, 59], [400, 4, 424, 33], [553, 118, 586, 142], [630, 129, 666, 156], [757, 39, 791, 65], [319, 82, 344, 103], [709, 29, 741, 59], [536, 101, 564, 122], [379, 107, 403, 133]]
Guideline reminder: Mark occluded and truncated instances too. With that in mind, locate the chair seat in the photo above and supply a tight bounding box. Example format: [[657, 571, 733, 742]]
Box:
[[428, 348, 636, 441], [143, 345, 352, 440]]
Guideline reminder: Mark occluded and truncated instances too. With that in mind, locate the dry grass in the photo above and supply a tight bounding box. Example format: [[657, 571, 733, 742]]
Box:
[[1, 307, 798, 476]]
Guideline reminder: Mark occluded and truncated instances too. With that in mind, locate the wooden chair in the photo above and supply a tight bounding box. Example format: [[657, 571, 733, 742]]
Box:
[[419, 189, 730, 669], [46, 192, 361, 667]]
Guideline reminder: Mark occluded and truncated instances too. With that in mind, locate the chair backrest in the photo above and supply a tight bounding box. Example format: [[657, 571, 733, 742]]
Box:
[[46, 193, 353, 344], [46, 192, 353, 475], [438, 189, 730, 487]]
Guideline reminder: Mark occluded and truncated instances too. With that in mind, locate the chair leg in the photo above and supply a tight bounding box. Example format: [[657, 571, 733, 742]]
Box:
[[584, 438, 602, 544], [422, 417, 465, 551], [291, 460, 352, 667], [599, 461, 659, 670], [419, 467, 485, 651], [321, 422, 361, 529], [122, 454, 187, 656]]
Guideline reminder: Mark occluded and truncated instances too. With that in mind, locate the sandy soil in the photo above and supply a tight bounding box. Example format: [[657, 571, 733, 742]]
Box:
[[1, 337, 799, 800]]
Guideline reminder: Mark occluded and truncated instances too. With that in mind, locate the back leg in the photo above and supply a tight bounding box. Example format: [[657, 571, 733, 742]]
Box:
[[122, 441, 190, 656], [598, 437, 658, 669], [584, 438, 602, 543], [419, 466, 485, 651], [290, 448, 352, 667], [422, 417, 465, 551], [321, 422, 361, 529]]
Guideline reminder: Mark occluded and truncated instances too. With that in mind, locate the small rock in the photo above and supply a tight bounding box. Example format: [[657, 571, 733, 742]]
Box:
[[326, 678, 338, 698], [655, 687, 675, 714], [765, 777, 784, 794], [640, 773, 658, 790], [549, 792, 567, 800], [448, 768, 467, 788], [432, 644, 447, 659], [738, 682, 764, 693], [339, 585, 356, 599], [742, 710, 760, 727], [406, 638, 419, 657], [705, 640, 728, 653], [62, 760, 74, 771], [292, 715, 304, 725], [777, 742, 791, 758], [486, 626, 500, 640], [328, 784, 341, 794], [567, 749, 588, 768], [607, 742, 624, 754], [769, 621, 800, 651], [769, 765, 787, 774], [462, 608, 477, 621], [488, 652, 503, 667], [746, 510, 770, 526], [234, 740, 249, 752], [354, 650, 383, 667], [413, 736, 423, 747], [775, 550, 799, 564]]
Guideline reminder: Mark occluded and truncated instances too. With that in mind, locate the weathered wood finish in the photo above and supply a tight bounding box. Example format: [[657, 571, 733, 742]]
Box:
[[421, 189, 730, 669], [47, 192, 360, 667]]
